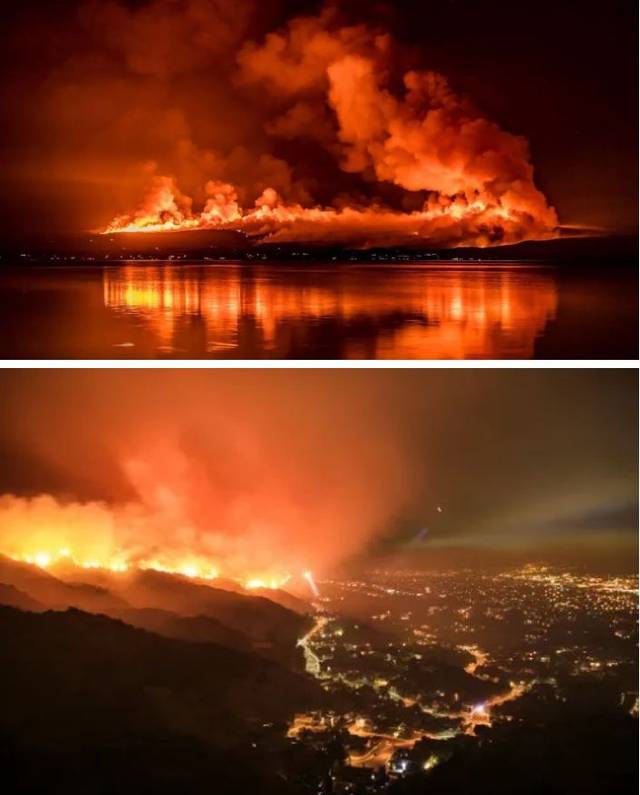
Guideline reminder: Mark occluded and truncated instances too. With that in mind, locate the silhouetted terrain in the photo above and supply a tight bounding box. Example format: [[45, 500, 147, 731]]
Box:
[[0, 556, 311, 667], [0, 582, 44, 612], [0, 230, 636, 265], [389, 712, 637, 795], [0, 562, 637, 794], [104, 607, 254, 652], [0, 555, 128, 613], [0, 558, 325, 794], [0, 605, 324, 795], [117, 570, 311, 667]]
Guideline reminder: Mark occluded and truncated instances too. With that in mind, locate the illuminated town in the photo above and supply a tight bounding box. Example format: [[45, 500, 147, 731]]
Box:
[[285, 566, 638, 791]]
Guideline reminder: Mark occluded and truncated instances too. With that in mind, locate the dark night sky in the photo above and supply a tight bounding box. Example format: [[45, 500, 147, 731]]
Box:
[[0, 0, 637, 236], [0, 369, 636, 572]]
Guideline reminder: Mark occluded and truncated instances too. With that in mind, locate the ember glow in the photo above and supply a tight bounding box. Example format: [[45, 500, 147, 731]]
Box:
[[100, 6, 557, 247]]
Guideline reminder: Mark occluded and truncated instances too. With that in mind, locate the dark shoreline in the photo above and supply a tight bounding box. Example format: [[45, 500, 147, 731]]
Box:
[[0, 232, 637, 268]]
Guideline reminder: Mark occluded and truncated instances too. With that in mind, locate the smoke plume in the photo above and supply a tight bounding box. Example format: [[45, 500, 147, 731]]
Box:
[[6, 1, 557, 246], [0, 371, 419, 581], [0, 371, 636, 578]]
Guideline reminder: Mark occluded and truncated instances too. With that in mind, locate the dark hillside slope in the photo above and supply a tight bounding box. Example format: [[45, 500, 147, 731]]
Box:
[[0, 606, 321, 743], [0, 605, 323, 794], [120, 570, 311, 667]]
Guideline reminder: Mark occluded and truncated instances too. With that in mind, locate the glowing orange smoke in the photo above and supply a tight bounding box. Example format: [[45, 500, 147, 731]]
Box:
[[0, 494, 298, 592], [102, 9, 557, 247]]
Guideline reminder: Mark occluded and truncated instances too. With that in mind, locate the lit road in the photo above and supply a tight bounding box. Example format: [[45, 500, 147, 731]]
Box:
[[346, 719, 452, 768], [297, 615, 328, 677], [461, 645, 489, 675], [349, 738, 413, 768], [291, 609, 532, 767]]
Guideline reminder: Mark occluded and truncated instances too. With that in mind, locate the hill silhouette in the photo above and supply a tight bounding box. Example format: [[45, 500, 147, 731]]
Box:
[[0, 558, 311, 667], [0, 582, 44, 612], [0, 555, 128, 613], [117, 570, 311, 667], [0, 605, 324, 794], [105, 607, 253, 653]]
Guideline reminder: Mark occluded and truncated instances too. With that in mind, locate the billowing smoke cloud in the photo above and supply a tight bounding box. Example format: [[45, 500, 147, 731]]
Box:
[[6, 1, 557, 246], [0, 371, 418, 581], [0, 371, 636, 577]]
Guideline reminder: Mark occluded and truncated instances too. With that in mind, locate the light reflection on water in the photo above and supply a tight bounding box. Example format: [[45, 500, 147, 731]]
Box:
[[100, 262, 558, 359], [1, 260, 634, 359]]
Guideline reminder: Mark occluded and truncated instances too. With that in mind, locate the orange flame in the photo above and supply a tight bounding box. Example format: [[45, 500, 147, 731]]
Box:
[[7, 544, 296, 592], [101, 11, 557, 247], [103, 181, 555, 247]]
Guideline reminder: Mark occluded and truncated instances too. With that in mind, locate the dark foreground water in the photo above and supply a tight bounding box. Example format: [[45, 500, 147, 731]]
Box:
[[0, 262, 636, 359]]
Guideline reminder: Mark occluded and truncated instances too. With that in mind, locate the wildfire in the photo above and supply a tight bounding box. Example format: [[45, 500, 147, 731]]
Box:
[[244, 574, 292, 590], [139, 558, 219, 581], [99, 8, 557, 248], [102, 180, 555, 247], [19, 546, 129, 573], [6, 545, 298, 593]]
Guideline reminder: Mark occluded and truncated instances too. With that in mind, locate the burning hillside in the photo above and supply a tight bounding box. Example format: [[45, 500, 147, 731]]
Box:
[[0, 494, 311, 596]]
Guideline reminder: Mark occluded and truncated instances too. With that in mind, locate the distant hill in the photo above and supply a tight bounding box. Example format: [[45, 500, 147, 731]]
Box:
[[0, 555, 129, 613], [105, 606, 254, 653], [189, 574, 312, 614], [445, 232, 638, 264], [0, 557, 312, 668], [118, 570, 311, 668], [249, 587, 311, 615], [0, 583, 44, 612]]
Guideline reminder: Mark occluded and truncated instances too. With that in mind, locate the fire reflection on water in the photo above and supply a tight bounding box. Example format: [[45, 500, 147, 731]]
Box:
[[102, 263, 558, 359]]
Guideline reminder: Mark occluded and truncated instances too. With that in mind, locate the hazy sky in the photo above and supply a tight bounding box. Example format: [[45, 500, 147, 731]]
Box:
[[0, 369, 636, 573]]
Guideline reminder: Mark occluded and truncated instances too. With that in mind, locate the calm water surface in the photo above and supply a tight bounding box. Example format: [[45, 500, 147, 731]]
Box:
[[0, 262, 635, 359]]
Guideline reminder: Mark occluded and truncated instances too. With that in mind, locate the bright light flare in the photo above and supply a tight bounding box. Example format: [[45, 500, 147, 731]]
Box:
[[471, 703, 488, 717], [303, 570, 320, 597], [34, 552, 51, 568]]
